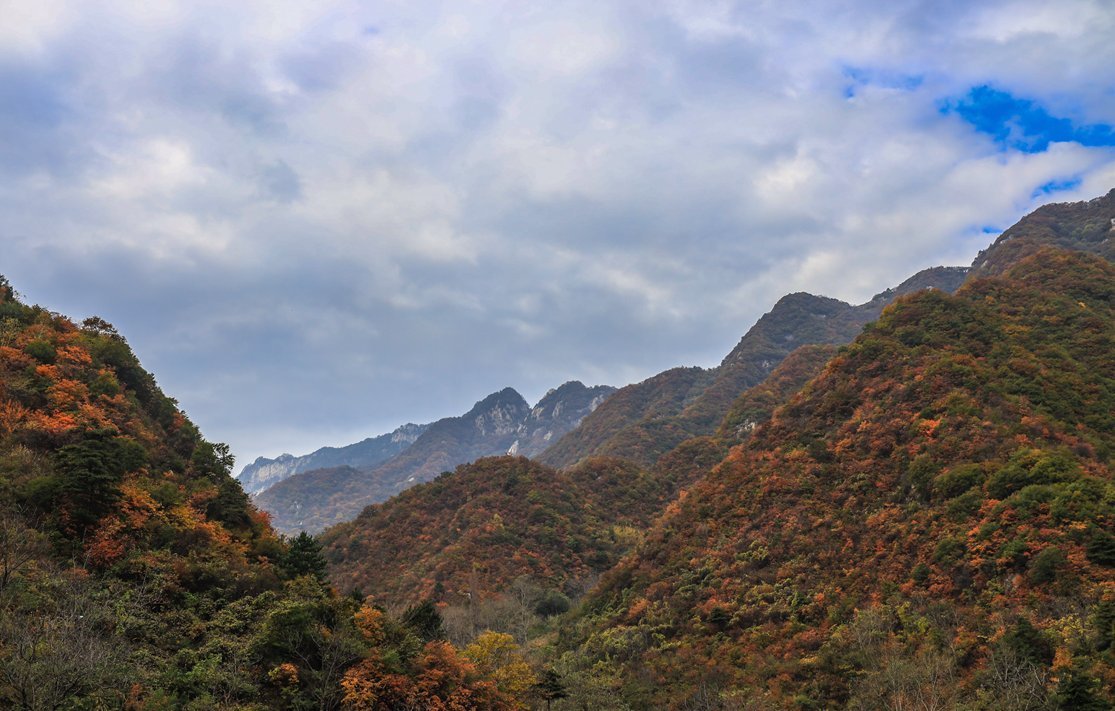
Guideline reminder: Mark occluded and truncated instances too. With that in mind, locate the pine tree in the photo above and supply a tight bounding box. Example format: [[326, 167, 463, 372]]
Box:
[[282, 531, 329, 582], [54, 430, 145, 534], [1052, 663, 1107, 710], [401, 599, 445, 642], [534, 668, 568, 710]]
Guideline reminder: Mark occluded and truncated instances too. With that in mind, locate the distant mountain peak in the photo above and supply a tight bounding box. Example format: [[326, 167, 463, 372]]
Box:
[[253, 381, 616, 532], [237, 421, 430, 496]]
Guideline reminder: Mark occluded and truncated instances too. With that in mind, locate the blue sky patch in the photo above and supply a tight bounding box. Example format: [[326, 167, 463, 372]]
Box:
[[842, 66, 923, 98], [1032, 176, 1083, 198], [941, 86, 1115, 153]]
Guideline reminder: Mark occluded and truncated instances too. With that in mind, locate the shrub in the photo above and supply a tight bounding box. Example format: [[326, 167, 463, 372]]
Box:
[[933, 463, 984, 499]]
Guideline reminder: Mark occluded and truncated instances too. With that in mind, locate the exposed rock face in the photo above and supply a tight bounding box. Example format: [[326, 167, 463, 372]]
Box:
[[237, 422, 428, 495], [507, 381, 617, 458]]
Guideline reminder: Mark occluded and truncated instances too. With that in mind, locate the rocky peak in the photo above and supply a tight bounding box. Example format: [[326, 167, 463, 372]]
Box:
[[469, 388, 530, 436]]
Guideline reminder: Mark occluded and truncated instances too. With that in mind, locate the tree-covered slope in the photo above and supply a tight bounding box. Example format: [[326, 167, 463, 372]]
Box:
[[0, 279, 538, 710], [321, 439, 727, 609], [539, 267, 968, 470], [972, 188, 1115, 277], [536, 367, 711, 470], [0, 278, 299, 707], [323, 456, 651, 605], [557, 250, 1115, 709]]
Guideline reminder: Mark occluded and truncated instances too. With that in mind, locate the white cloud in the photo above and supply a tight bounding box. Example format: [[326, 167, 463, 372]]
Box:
[[1, 0, 1113, 463]]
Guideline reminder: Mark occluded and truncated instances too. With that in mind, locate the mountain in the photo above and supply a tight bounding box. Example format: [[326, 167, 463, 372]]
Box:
[[321, 437, 726, 607], [557, 249, 1115, 708], [538, 265, 969, 469], [971, 187, 1115, 276], [322, 456, 653, 605], [507, 381, 616, 458], [317, 348, 835, 618], [255, 382, 615, 533], [0, 277, 544, 710], [256, 387, 528, 532], [237, 421, 428, 495], [535, 367, 711, 469]]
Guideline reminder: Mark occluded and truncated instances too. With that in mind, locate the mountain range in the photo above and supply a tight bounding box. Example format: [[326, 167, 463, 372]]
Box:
[[4, 189, 1112, 709], [238, 422, 429, 495], [249, 266, 967, 534], [317, 188, 1115, 708], [253, 382, 616, 533], [538, 265, 969, 470]]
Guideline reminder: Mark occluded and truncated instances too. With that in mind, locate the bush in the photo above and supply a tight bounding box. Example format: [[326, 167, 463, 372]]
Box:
[[24, 340, 56, 363], [535, 590, 571, 618], [987, 449, 1079, 499], [1028, 547, 1068, 585], [933, 463, 984, 499], [1085, 528, 1115, 567]]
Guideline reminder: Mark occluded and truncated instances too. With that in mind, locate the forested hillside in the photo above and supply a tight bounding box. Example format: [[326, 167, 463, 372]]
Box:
[[0, 280, 541, 709], [538, 267, 968, 470], [321, 443, 724, 608], [319, 344, 837, 615], [972, 188, 1115, 276], [556, 249, 1115, 708]]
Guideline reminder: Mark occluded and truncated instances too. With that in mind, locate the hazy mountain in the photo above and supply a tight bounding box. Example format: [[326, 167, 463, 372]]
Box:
[[237, 422, 428, 495], [507, 381, 616, 458], [255, 383, 614, 533]]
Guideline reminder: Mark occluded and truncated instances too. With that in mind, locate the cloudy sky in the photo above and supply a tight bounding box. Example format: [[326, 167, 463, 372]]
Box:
[[3, 0, 1115, 468]]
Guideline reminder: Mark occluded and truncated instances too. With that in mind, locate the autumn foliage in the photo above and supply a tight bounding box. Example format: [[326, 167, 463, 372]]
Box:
[[558, 249, 1115, 707]]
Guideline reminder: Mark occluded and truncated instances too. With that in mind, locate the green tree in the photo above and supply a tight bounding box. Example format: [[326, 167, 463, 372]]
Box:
[[54, 430, 145, 534], [402, 599, 445, 642], [534, 668, 568, 710], [1052, 663, 1107, 710], [282, 532, 329, 582]]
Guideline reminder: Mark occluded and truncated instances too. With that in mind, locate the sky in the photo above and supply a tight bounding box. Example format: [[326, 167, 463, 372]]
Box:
[[2, 0, 1115, 470]]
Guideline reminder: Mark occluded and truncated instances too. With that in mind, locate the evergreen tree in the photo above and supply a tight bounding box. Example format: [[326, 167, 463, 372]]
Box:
[[54, 430, 146, 534], [1052, 663, 1107, 710], [282, 532, 329, 582], [401, 599, 445, 642], [534, 668, 568, 710]]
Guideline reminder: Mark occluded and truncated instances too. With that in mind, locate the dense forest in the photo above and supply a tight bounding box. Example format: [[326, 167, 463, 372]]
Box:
[[2, 191, 1113, 709], [0, 279, 541, 709]]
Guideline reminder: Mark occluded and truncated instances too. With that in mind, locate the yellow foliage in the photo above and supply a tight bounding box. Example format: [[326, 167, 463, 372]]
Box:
[[354, 604, 387, 645], [462, 631, 537, 700]]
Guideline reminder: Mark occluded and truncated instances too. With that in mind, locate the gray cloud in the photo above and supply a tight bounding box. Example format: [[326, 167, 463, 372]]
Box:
[[2, 0, 1114, 463]]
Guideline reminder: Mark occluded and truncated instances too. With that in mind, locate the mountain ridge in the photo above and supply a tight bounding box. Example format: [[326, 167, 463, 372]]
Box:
[[256, 381, 615, 532], [238, 421, 429, 495], [538, 264, 970, 470], [557, 247, 1115, 707]]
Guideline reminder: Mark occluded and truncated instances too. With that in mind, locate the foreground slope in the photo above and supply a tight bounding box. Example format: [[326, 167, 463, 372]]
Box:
[[0, 279, 538, 710], [559, 250, 1115, 708], [0, 280, 319, 707]]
